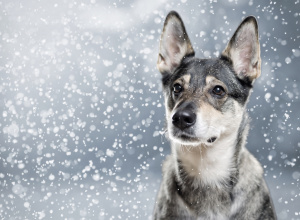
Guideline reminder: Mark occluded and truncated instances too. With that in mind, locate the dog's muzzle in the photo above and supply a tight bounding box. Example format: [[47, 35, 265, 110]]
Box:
[[171, 103, 218, 144], [172, 108, 196, 130]]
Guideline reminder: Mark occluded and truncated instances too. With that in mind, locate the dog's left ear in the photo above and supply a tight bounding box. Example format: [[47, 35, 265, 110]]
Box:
[[157, 11, 195, 75], [222, 16, 261, 84]]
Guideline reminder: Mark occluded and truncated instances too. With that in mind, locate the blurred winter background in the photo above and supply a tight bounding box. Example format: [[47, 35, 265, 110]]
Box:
[[0, 0, 299, 219]]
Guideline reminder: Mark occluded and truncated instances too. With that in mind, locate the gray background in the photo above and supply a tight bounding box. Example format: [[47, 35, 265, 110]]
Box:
[[0, 0, 299, 219]]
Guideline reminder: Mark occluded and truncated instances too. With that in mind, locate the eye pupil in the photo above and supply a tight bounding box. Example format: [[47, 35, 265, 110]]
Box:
[[213, 86, 225, 97], [173, 84, 183, 94]]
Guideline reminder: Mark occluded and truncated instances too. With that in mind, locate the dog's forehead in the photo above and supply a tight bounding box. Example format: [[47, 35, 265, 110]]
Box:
[[172, 58, 232, 86]]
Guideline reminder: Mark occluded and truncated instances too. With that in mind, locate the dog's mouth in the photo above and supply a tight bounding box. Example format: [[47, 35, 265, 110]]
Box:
[[171, 129, 218, 145], [207, 137, 217, 143]]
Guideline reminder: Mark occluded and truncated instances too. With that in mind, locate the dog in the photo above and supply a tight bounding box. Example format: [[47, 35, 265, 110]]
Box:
[[153, 11, 276, 220]]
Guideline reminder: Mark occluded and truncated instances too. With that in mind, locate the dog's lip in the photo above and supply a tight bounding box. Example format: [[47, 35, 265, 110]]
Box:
[[207, 137, 217, 143], [172, 130, 201, 142], [173, 129, 194, 138], [172, 129, 218, 144], [179, 133, 198, 140]]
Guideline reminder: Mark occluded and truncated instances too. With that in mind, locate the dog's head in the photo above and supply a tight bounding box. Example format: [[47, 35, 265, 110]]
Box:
[[157, 11, 261, 146]]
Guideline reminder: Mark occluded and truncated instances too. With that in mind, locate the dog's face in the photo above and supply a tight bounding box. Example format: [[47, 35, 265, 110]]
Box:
[[162, 58, 250, 146], [157, 11, 261, 146]]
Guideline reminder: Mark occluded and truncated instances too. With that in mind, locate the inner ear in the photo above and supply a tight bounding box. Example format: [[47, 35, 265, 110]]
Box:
[[157, 11, 194, 75], [222, 16, 261, 83]]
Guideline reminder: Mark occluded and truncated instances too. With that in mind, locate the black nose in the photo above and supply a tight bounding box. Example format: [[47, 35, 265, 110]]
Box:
[[172, 109, 196, 130]]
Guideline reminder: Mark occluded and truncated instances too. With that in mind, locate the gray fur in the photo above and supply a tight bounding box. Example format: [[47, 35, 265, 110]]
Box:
[[153, 11, 276, 220]]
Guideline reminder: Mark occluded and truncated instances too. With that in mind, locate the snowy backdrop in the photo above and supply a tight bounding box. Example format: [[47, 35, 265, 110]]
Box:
[[0, 0, 299, 219]]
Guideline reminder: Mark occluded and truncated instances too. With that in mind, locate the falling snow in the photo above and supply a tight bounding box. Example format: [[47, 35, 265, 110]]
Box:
[[0, 0, 299, 219]]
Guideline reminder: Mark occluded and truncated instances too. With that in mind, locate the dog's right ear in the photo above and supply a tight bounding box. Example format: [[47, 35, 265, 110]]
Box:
[[157, 11, 194, 75]]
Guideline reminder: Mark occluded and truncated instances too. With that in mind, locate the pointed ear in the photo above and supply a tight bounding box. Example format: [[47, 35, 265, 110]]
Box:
[[157, 11, 194, 75], [222, 16, 261, 84]]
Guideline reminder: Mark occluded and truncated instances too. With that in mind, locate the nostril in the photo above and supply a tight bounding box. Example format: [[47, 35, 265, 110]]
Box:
[[172, 113, 179, 122], [181, 111, 196, 124]]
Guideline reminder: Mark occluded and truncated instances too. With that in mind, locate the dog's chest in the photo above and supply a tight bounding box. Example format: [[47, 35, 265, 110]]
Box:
[[173, 143, 236, 218], [176, 165, 232, 218]]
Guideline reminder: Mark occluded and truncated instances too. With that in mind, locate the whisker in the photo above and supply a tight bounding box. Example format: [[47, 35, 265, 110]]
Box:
[[160, 128, 168, 143], [180, 145, 185, 153], [186, 145, 193, 152]]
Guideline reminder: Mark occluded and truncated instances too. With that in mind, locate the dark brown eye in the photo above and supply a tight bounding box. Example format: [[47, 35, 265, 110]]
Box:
[[173, 84, 183, 95], [212, 86, 226, 97]]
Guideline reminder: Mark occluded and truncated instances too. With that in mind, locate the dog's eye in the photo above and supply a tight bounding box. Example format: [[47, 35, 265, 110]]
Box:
[[212, 86, 226, 97], [173, 84, 183, 95]]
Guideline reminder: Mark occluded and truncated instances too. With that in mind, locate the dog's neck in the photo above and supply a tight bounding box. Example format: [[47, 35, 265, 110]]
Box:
[[171, 115, 249, 189]]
